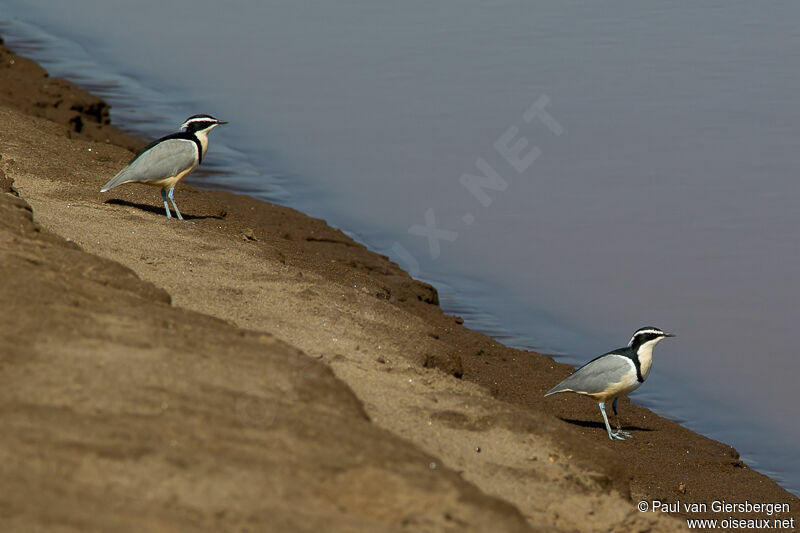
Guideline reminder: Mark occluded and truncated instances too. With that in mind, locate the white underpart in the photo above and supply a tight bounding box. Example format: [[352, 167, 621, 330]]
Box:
[[193, 124, 219, 158], [636, 337, 664, 382]]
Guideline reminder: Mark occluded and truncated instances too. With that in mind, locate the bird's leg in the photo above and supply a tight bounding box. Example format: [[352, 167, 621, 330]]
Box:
[[168, 187, 183, 220], [611, 397, 632, 438], [161, 188, 173, 219], [599, 402, 626, 441]]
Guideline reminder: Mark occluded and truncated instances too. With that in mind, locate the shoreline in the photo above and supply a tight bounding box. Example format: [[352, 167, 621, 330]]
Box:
[[1, 37, 797, 531]]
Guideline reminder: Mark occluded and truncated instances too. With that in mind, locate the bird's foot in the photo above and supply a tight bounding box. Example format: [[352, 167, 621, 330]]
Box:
[[615, 424, 632, 438], [609, 430, 632, 440]]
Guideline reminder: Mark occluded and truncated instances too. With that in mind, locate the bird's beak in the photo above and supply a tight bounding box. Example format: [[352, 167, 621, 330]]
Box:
[[664, 332, 676, 338]]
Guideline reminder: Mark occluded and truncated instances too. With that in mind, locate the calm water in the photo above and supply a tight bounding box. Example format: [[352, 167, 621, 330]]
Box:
[[2, 1, 798, 495]]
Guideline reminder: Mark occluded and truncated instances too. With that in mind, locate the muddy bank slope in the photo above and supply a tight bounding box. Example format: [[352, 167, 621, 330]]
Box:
[[2, 38, 796, 530]]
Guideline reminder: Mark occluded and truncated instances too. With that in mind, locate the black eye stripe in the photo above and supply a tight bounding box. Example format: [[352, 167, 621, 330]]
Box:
[[185, 120, 217, 131]]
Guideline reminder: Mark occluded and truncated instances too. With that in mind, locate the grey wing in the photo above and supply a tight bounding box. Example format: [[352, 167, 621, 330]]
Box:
[[545, 354, 633, 395], [101, 139, 198, 191]]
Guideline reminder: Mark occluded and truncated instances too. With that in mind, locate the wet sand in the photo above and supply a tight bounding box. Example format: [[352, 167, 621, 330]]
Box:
[[0, 38, 797, 531]]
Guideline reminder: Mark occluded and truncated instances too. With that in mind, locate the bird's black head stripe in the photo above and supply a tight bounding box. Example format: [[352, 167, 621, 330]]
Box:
[[629, 329, 666, 351], [184, 120, 217, 133]]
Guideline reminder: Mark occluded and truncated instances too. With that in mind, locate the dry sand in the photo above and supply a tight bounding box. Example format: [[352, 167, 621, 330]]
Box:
[[1, 38, 797, 531]]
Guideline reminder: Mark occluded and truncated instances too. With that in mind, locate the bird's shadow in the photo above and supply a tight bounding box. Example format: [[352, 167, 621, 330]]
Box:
[[105, 199, 225, 221], [559, 417, 654, 433]]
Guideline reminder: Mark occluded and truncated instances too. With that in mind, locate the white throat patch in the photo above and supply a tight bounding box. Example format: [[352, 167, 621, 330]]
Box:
[[637, 337, 664, 381], [193, 124, 219, 158]]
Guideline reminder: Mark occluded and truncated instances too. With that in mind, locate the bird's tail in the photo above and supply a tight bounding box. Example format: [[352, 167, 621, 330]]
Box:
[[100, 167, 133, 193], [544, 383, 571, 397]]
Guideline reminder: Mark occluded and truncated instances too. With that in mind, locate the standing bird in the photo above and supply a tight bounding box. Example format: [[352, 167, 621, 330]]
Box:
[[100, 114, 227, 220], [544, 327, 675, 441]]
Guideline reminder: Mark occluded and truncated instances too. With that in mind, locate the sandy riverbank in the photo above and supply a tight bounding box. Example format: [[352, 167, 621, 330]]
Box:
[[0, 38, 796, 531]]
